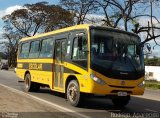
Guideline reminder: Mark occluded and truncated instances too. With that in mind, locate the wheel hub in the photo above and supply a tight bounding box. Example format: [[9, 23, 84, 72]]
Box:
[[68, 85, 77, 101], [25, 76, 29, 88]]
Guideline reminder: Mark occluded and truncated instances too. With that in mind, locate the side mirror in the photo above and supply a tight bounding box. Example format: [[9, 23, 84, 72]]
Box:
[[147, 44, 151, 52], [77, 33, 87, 51], [143, 43, 152, 55], [136, 45, 141, 55]]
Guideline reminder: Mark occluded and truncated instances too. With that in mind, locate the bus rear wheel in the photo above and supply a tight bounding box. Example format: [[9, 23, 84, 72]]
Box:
[[67, 80, 83, 107], [24, 73, 40, 92], [111, 96, 130, 108]]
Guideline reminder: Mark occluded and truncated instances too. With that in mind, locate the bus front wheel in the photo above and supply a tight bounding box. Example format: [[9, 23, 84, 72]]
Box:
[[111, 96, 130, 108], [24, 73, 40, 92], [67, 80, 83, 107]]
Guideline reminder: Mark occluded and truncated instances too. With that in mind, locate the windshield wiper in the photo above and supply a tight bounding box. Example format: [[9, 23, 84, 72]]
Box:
[[126, 55, 138, 72]]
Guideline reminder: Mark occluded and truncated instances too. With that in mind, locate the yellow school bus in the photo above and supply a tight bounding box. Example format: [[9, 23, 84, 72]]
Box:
[[16, 24, 145, 107]]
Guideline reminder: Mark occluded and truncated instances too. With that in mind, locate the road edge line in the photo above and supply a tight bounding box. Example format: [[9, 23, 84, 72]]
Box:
[[0, 83, 90, 118]]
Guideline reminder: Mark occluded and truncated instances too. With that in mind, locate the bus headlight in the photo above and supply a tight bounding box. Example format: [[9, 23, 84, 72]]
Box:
[[90, 74, 106, 85], [138, 81, 145, 87], [14, 68, 16, 73]]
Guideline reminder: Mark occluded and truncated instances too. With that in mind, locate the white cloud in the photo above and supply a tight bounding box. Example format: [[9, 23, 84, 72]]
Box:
[[0, 5, 23, 18], [0, 5, 24, 41], [84, 14, 105, 25], [0, 29, 3, 34], [148, 48, 160, 57], [138, 17, 160, 27]]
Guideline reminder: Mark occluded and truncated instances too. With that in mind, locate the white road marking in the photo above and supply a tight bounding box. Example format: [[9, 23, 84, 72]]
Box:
[[145, 109, 158, 112], [0, 83, 91, 118]]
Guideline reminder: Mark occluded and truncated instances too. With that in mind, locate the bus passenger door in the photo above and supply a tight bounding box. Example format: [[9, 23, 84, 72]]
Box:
[[54, 39, 66, 90]]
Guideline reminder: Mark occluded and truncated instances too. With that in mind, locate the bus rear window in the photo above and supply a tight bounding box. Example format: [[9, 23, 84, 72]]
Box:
[[19, 42, 30, 58]]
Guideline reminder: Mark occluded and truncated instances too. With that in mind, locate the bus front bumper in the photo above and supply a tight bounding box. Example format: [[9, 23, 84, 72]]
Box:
[[80, 78, 145, 96]]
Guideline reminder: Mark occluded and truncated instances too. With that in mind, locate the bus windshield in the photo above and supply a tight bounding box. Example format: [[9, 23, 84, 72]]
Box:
[[90, 29, 144, 74]]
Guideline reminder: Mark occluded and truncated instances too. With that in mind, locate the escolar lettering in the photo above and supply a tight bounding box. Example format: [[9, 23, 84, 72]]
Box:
[[29, 63, 42, 70]]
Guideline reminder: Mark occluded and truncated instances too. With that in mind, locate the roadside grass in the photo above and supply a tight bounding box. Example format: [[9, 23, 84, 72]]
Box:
[[145, 80, 160, 90]]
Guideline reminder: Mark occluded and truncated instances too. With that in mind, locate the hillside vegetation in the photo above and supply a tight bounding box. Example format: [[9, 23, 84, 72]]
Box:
[[145, 58, 160, 66]]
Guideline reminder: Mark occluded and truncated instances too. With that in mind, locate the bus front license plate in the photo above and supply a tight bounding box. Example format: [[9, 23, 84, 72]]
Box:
[[117, 92, 127, 96]]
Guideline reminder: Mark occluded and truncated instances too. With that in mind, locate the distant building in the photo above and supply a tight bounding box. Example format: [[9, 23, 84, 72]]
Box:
[[145, 66, 160, 81]]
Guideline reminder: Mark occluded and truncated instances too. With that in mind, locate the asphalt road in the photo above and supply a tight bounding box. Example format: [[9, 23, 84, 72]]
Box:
[[0, 70, 159, 118]]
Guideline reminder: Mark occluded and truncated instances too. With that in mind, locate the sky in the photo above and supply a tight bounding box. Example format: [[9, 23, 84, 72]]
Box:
[[0, 0, 160, 57], [0, 0, 59, 52], [0, 0, 59, 9]]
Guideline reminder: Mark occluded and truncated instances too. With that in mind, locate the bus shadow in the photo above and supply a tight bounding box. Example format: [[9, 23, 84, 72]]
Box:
[[35, 88, 160, 113], [80, 97, 160, 113], [37, 88, 65, 98], [80, 98, 118, 110]]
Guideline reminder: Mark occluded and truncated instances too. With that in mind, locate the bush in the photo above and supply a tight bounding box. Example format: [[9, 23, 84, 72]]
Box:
[[145, 58, 160, 66], [145, 80, 160, 89], [145, 80, 158, 83]]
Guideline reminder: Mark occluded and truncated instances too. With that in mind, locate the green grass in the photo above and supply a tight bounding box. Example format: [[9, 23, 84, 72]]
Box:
[[145, 80, 160, 90]]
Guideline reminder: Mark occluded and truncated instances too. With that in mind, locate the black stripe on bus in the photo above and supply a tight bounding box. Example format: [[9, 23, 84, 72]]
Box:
[[63, 67, 80, 74], [17, 62, 80, 74], [17, 63, 53, 72]]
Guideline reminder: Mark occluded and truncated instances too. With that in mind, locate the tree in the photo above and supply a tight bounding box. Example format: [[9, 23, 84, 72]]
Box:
[[132, 0, 160, 47], [1, 31, 21, 67], [1, 2, 74, 67], [96, 0, 160, 46], [96, 0, 146, 30], [0, 52, 4, 60], [60, 0, 97, 24], [2, 2, 74, 37]]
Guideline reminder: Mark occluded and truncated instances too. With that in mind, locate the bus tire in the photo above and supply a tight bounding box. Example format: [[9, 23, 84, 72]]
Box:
[[24, 73, 34, 92], [67, 80, 83, 107], [111, 96, 130, 108]]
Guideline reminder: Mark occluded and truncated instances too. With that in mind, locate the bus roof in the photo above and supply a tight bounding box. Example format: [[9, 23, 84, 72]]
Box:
[[20, 24, 91, 42], [20, 24, 138, 42]]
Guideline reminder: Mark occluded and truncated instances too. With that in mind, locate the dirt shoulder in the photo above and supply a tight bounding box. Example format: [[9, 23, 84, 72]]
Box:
[[0, 85, 75, 118]]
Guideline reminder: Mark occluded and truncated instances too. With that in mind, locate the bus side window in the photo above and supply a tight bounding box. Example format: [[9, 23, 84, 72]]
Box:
[[72, 38, 87, 60], [29, 40, 40, 58], [72, 37, 79, 60], [72, 33, 88, 68], [19, 42, 30, 58], [39, 38, 53, 58]]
